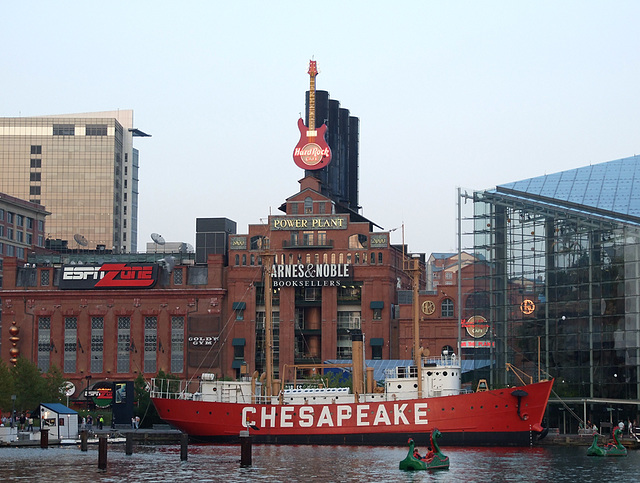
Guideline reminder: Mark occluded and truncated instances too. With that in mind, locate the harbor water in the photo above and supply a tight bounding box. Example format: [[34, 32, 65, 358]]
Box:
[[1, 443, 638, 482]]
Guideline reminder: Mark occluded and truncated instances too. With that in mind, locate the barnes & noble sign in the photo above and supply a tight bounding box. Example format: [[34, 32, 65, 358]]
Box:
[[271, 263, 351, 287]]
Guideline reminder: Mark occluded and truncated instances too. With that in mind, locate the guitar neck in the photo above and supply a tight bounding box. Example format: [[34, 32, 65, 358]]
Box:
[[309, 74, 316, 130]]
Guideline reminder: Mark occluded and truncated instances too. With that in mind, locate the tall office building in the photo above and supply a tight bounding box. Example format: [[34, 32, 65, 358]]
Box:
[[0, 110, 149, 252]]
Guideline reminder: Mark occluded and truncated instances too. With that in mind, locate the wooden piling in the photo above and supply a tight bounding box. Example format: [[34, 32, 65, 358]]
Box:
[[180, 432, 188, 461], [98, 435, 108, 470], [40, 429, 48, 449], [126, 432, 134, 455], [240, 430, 251, 467], [80, 430, 88, 452]]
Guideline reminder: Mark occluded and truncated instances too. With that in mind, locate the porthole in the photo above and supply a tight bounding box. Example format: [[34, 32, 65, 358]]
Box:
[[443, 371, 448, 376], [427, 371, 432, 376], [398, 385, 402, 389], [414, 384, 418, 389]]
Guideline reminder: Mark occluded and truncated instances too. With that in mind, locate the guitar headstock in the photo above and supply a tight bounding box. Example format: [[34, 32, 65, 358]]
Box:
[[308, 60, 318, 77]]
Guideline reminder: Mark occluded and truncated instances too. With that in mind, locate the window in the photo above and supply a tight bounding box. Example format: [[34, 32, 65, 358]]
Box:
[[117, 317, 131, 373], [64, 318, 77, 373], [16, 231, 23, 242], [16, 215, 23, 227], [304, 197, 313, 214], [290, 202, 298, 214], [235, 254, 239, 265], [30, 186, 41, 196], [37, 317, 51, 372], [30, 159, 41, 168], [173, 268, 183, 285], [303, 231, 314, 246], [171, 317, 185, 373], [317, 231, 327, 246], [53, 124, 75, 135], [27, 233, 33, 244], [318, 202, 326, 214], [378, 252, 383, 264], [441, 298, 454, 317], [6, 212, 13, 223], [233, 302, 246, 320], [0, 226, 3, 237], [86, 124, 107, 136], [26, 218, 33, 229], [91, 317, 104, 373], [144, 317, 158, 373], [40, 269, 50, 286], [31, 145, 42, 155], [7, 228, 13, 240]]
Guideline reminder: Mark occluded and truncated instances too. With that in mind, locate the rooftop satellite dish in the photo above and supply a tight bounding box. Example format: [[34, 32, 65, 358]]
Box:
[[151, 233, 166, 245], [186, 243, 194, 253], [74, 234, 88, 247]]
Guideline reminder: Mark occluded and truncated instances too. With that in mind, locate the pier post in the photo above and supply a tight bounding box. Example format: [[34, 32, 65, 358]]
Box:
[[98, 435, 108, 470], [240, 430, 252, 467], [180, 432, 188, 461], [126, 432, 134, 455], [80, 430, 88, 452], [40, 429, 49, 449]]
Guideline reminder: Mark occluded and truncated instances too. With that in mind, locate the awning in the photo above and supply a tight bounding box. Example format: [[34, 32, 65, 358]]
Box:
[[231, 360, 246, 369], [232, 302, 246, 310], [370, 301, 384, 309], [370, 338, 384, 346], [232, 338, 246, 346]]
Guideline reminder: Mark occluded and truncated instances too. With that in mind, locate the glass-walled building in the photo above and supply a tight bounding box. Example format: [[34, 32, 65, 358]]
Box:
[[464, 155, 640, 424]]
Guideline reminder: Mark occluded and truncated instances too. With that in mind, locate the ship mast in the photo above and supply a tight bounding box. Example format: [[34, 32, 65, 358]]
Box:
[[263, 251, 274, 398], [405, 255, 422, 397]]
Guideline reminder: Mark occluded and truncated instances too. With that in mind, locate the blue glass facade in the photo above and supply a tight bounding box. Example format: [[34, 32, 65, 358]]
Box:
[[468, 155, 640, 427]]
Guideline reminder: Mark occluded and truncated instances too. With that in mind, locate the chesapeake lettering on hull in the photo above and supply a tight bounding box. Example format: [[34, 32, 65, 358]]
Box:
[[242, 402, 429, 429], [271, 215, 348, 231], [60, 263, 158, 290], [271, 263, 351, 287]]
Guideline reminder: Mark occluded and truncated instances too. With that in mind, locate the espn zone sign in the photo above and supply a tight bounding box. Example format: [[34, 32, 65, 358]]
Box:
[[60, 263, 159, 290]]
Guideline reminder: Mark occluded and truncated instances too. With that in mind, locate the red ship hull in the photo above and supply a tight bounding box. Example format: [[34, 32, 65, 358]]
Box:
[[152, 379, 553, 446]]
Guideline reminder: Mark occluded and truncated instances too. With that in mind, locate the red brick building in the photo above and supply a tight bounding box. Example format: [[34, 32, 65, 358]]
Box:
[[0, 175, 475, 399]]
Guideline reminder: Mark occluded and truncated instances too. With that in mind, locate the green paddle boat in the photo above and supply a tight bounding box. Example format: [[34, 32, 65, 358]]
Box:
[[399, 429, 450, 471], [587, 427, 627, 457]]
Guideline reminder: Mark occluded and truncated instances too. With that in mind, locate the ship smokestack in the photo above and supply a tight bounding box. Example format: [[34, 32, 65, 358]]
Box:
[[351, 330, 365, 400]]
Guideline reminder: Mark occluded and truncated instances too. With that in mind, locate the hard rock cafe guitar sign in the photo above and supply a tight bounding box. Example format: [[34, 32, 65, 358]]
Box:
[[293, 60, 332, 170]]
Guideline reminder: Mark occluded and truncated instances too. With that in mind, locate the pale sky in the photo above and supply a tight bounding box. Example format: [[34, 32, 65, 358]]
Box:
[[3, 1, 639, 256]]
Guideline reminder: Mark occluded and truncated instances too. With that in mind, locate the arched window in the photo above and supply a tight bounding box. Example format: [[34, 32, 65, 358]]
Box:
[[235, 254, 239, 266], [441, 298, 454, 317], [323, 253, 328, 263], [331, 253, 336, 264], [371, 252, 376, 264], [339, 253, 344, 264], [378, 252, 383, 264], [354, 253, 359, 264], [250, 254, 255, 265], [304, 196, 313, 214], [242, 254, 247, 266]]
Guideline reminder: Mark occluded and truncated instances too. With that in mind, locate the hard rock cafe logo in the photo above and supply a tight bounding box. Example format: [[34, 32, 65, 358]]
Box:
[[294, 143, 330, 166], [520, 299, 536, 315], [462, 315, 489, 339]]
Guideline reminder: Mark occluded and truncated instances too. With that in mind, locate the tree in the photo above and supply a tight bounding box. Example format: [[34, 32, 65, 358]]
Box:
[[0, 359, 15, 413], [43, 365, 65, 404], [134, 371, 181, 428], [11, 357, 46, 411]]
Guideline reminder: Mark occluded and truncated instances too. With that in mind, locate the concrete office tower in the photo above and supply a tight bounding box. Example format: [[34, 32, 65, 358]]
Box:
[[0, 110, 149, 252]]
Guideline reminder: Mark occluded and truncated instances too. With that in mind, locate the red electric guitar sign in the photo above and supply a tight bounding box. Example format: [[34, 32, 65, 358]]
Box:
[[293, 60, 332, 170]]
